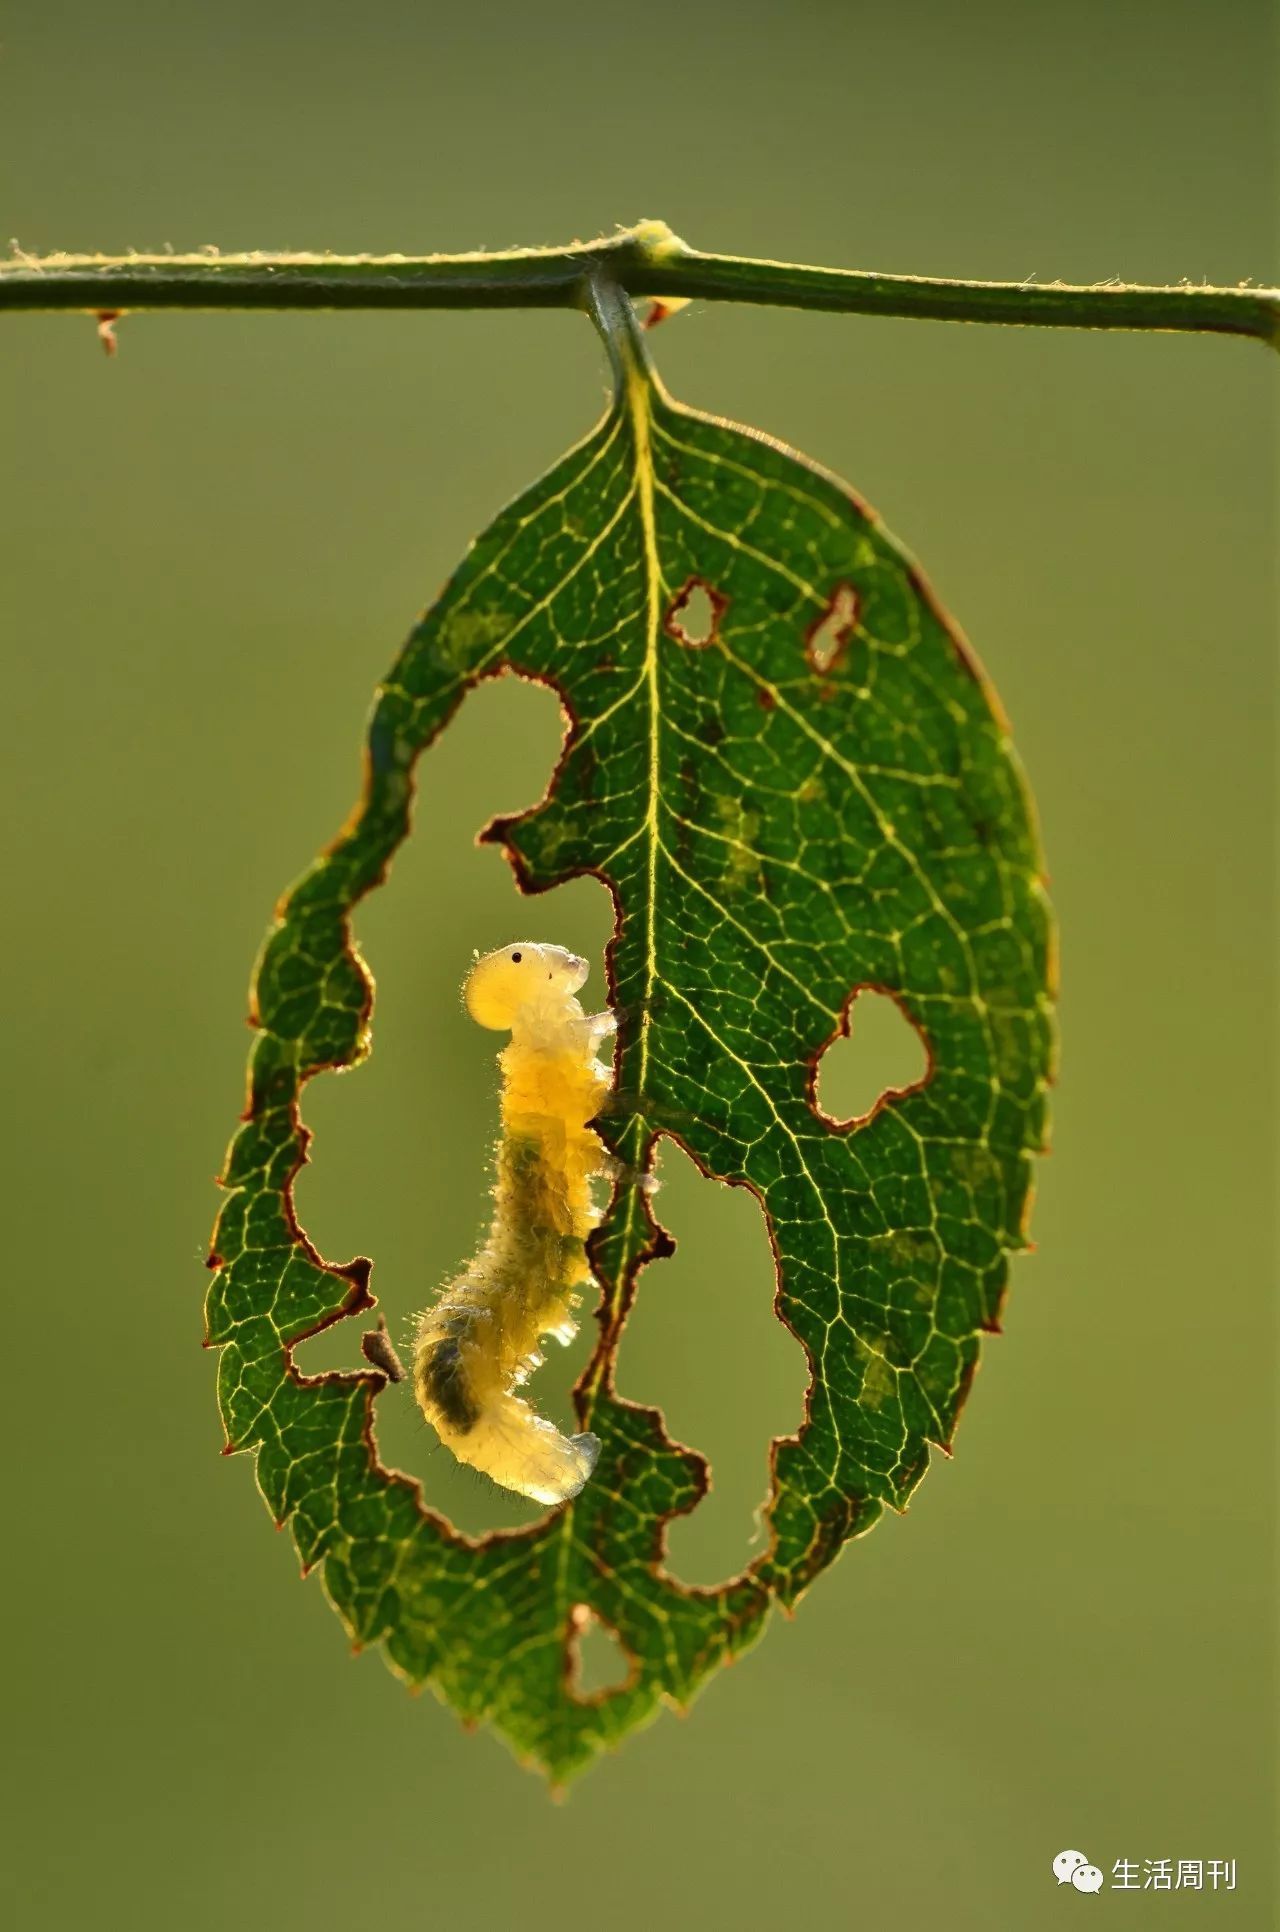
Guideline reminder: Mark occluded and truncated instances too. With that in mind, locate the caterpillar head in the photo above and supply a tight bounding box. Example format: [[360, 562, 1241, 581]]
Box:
[[464, 942, 589, 1031]]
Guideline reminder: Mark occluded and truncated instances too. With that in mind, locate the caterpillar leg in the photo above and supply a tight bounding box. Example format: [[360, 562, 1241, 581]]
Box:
[[586, 1009, 617, 1050]]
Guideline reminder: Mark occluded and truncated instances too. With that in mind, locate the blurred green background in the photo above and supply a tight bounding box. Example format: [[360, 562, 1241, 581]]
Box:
[[1, 0, 1274, 1925]]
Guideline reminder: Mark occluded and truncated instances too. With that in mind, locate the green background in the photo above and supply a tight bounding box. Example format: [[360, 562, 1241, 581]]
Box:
[[1, 0, 1274, 1924]]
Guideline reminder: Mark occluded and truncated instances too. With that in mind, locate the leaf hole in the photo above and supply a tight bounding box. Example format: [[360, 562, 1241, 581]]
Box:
[[566, 1605, 634, 1702], [805, 582, 860, 675], [291, 672, 614, 1538], [615, 1137, 809, 1588], [664, 576, 725, 649], [811, 987, 930, 1127]]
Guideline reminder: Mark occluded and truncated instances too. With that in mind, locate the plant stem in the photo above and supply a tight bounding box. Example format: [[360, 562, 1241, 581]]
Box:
[[2, 221, 1276, 350]]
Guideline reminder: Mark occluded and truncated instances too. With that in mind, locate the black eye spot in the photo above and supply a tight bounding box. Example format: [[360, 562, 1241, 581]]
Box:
[[511, 952, 522, 963]]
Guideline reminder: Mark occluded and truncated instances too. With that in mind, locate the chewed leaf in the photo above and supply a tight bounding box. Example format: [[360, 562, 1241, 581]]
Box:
[[207, 286, 1054, 1784]]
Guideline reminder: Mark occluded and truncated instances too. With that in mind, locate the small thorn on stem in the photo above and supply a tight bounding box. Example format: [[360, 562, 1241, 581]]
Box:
[[642, 296, 690, 331], [95, 309, 120, 356]]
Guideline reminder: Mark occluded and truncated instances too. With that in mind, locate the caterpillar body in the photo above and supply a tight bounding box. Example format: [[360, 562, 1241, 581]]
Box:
[[412, 942, 616, 1507]]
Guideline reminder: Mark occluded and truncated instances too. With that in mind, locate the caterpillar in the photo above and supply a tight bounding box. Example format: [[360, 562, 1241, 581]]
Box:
[[412, 942, 616, 1507]]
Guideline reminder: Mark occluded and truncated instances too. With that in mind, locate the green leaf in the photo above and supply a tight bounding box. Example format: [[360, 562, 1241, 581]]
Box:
[[207, 283, 1054, 1784]]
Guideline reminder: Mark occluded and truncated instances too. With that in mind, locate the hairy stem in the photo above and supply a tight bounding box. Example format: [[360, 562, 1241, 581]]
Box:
[[2, 221, 1276, 350]]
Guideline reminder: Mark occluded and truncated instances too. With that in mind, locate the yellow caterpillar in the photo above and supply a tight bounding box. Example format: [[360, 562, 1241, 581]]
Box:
[[412, 943, 615, 1506]]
